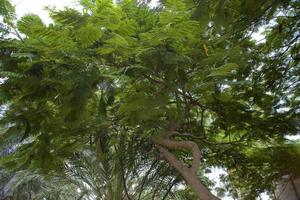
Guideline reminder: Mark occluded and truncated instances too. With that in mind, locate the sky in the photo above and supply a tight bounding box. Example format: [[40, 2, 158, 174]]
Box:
[[9, 1, 281, 199]]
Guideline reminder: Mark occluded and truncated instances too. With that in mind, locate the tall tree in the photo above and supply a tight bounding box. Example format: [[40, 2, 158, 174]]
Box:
[[0, 0, 299, 199]]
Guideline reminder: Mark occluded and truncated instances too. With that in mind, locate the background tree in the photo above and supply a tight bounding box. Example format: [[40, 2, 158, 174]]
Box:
[[0, 0, 299, 199]]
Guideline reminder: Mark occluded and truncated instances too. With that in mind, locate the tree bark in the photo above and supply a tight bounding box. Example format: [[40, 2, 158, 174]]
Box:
[[152, 124, 219, 200]]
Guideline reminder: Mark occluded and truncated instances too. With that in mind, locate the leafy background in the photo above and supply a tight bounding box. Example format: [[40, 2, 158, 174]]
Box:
[[0, 0, 299, 199]]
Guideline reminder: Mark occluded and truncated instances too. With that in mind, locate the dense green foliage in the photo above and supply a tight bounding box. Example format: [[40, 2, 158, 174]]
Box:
[[0, 0, 299, 199]]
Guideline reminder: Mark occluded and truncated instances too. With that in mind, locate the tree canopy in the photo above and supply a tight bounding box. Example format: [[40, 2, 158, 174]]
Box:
[[0, 0, 299, 199]]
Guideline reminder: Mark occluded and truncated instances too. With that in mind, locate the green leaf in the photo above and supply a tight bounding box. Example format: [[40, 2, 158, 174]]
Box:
[[105, 33, 129, 47], [192, 0, 210, 32], [17, 14, 45, 36], [10, 52, 35, 59], [97, 46, 115, 55], [0, 71, 25, 78], [75, 23, 102, 47], [209, 63, 239, 77]]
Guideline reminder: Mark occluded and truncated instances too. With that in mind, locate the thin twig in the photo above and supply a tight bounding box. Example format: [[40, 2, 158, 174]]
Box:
[[137, 159, 159, 200], [161, 175, 180, 200]]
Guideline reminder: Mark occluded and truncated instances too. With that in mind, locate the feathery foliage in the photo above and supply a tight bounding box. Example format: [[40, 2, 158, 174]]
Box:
[[0, 0, 299, 199]]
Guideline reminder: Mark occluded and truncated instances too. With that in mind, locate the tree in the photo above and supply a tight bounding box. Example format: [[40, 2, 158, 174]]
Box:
[[0, 0, 299, 199]]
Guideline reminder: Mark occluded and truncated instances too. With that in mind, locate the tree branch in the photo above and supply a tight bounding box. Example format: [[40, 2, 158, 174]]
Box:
[[161, 175, 180, 200], [153, 138, 201, 174], [119, 156, 132, 200], [137, 159, 158, 200], [152, 123, 220, 200]]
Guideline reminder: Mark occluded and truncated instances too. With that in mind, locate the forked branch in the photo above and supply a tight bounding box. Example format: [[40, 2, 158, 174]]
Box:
[[152, 123, 219, 200]]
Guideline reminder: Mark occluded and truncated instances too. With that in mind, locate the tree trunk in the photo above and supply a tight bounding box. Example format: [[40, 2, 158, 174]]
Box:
[[153, 139, 219, 200], [152, 123, 219, 200]]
